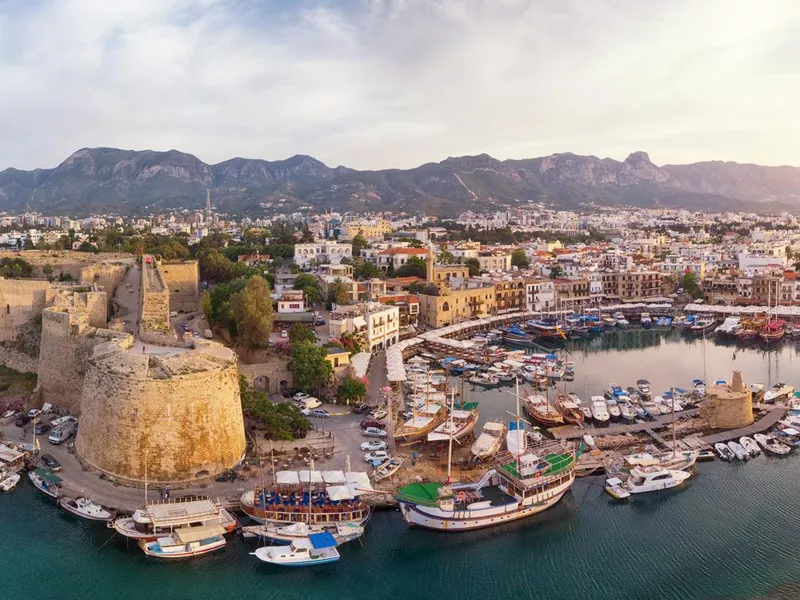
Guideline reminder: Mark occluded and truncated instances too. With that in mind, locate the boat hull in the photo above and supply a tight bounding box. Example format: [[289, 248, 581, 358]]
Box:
[[140, 537, 226, 558], [58, 498, 113, 521], [398, 481, 572, 532]]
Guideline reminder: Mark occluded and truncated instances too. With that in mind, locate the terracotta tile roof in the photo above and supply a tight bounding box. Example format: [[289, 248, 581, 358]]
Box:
[[377, 248, 428, 256]]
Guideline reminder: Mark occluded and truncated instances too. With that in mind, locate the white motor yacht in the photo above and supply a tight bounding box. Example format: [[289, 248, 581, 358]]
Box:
[[739, 437, 761, 457], [621, 465, 691, 495]]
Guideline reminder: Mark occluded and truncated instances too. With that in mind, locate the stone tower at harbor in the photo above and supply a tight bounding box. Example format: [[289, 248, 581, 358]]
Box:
[[701, 370, 754, 429]]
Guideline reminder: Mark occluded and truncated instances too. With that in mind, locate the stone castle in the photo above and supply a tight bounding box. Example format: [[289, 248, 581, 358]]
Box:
[[0, 251, 245, 486]]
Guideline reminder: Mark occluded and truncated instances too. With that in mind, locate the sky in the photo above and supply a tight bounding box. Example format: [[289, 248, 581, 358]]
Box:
[[0, 0, 798, 171]]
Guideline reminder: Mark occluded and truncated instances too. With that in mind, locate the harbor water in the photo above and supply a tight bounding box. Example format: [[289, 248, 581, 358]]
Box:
[[5, 330, 800, 600]]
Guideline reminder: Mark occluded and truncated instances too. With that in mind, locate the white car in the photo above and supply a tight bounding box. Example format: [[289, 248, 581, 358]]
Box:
[[300, 408, 310, 416], [293, 392, 310, 402], [363, 427, 388, 438], [370, 409, 388, 420], [364, 450, 390, 463], [280, 330, 288, 338], [27, 409, 42, 419], [360, 440, 387, 452]]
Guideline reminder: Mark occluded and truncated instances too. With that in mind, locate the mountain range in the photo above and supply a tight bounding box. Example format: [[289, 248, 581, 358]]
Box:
[[1, 147, 799, 216]]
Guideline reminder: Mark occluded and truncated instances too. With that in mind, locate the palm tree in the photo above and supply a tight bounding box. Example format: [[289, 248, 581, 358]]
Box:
[[328, 277, 351, 307]]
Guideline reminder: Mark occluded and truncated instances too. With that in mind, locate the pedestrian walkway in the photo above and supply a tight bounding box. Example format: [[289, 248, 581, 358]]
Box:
[[550, 409, 700, 440], [698, 406, 787, 445]]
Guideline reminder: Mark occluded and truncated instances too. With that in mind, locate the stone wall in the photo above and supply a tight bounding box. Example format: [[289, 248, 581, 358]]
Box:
[[76, 343, 246, 486], [159, 260, 200, 313], [0, 279, 57, 342], [0, 345, 38, 374], [80, 262, 130, 310], [0, 250, 133, 280], [239, 358, 293, 394], [36, 306, 132, 412], [139, 259, 171, 338]]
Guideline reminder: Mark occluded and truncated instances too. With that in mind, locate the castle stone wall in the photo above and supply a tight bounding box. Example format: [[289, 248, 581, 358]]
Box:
[[159, 260, 200, 313], [139, 258, 171, 339], [37, 304, 132, 412], [0, 279, 56, 342], [76, 343, 246, 485]]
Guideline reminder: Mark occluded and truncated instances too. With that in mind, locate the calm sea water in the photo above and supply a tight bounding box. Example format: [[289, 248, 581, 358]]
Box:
[[5, 330, 800, 600]]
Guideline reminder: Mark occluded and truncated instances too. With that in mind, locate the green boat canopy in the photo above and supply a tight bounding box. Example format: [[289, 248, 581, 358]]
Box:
[[35, 468, 62, 485], [395, 482, 442, 507]]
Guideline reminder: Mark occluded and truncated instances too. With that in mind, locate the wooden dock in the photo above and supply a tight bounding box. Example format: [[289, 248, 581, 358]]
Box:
[[549, 409, 700, 440], [698, 406, 787, 445]]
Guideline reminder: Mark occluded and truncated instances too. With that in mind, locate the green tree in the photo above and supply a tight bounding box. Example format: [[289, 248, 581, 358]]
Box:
[[786, 246, 794, 261], [200, 291, 213, 324], [464, 257, 481, 277], [353, 258, 382, 280], [549, 265, 564, 279], [407, 239, 424, 248], [42, 264, 53, 280], [327, 277, 351, 306], [395, 256, 427, 278], [289, 323, 316, 346], [288, 341, 334, 394], [239, 376, 311, 440], [336, 376, 367, 405], [230, 275, 275, 350], [681, 271, 703, 299], [437, 250, 455, 265], [511, 249, 529, 269], [351, 234, 368, 257]]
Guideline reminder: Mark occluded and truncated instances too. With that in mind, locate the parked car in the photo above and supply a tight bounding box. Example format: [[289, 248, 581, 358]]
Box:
[[14, 415, 31, 427], [310, 409, 330, 419], [364, 450, 390, 463], [293, 392, 310, 402], [370, 409, 388, 420], [280, 329, 288, 338], [314, 317, 325, 326], [41, 454, 62, 472], [363, 427, 388, 438], [352, 403, 371, 414], [360, 419, 386, 430], [282, 387, 299, 398], [34, 422, 51, 435], [360, 440, 387, 452], [27, 408, 42, 419], [300, 408, 310, 416]]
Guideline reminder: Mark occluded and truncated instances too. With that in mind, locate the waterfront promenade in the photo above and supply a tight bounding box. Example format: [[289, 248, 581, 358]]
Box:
[[549, 409, 701, 440]]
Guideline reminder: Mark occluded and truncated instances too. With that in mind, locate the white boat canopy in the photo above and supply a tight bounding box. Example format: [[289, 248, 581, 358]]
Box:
[[321, 471, 346, 484], [325, 485, 355, 501], [276, 471, 300, 486], [345, 472, 374, 496], [298, 470, 324, 484]]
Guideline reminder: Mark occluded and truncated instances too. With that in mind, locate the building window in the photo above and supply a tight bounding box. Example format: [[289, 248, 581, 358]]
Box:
[[442, 302, 450, 311]]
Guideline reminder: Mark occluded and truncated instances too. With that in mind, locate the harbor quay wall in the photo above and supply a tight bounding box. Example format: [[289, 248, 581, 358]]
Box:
[[36, 307, 132, 413], [159, 260, 200, 313], [76, 344, 246, 486]]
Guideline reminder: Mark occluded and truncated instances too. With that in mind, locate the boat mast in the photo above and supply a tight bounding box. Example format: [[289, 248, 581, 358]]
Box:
[[307, 459, 314, 526], [447, 388, 455, 485], [671, 386, 677, 457], [515, 375, 522, 472]]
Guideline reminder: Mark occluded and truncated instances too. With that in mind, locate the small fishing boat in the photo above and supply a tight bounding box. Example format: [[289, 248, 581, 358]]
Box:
[[696, 450, 716, 462], [640, 313, 652, 329], [760, 319, 787, 344], [604, 383, 624, 400], [617, 396, 636, 423], [715, 443, 735, 461], [714, 316, 741, 338], [689, 317, 716, 335], [601, 315, 617, 328], [140, 525, 227, 559], [523, 392, 565, 428], [604, 477, 631, 500], [427, 404, 479, 443], [727, 441, 748, 461], [58, 496, 115, 522], [641, 400, 660, 419], [614, 313, 629, 329], [605, 398, 622, 422], [582, 434, 595, 449], [0, 471, 20, 492], [753, 433, 791, 456], [590, 396, 610, 426], [620, 465, 691, 495], [471, 421, 506, 459], [252, 532, 340, 567], [764, 383, 795, 404], [502, 325, 539, 347], [637, 379, 651, 399], [28, 468, 62, 500], [466, 373, 500, 388], [372, 457, 404, 482], [506, 420, 528, 455], [739, 437, 761, 457], [555, 393, 584, 425]]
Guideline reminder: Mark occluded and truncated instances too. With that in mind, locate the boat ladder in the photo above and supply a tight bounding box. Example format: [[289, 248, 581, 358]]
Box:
[[472, 469, 496, 491]]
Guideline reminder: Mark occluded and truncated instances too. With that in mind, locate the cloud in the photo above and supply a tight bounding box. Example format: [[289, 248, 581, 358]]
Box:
[[0, 0, 798, 171]]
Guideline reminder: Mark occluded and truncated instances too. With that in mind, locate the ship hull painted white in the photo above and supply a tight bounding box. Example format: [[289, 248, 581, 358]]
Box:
[[399, 481, 572, 532]]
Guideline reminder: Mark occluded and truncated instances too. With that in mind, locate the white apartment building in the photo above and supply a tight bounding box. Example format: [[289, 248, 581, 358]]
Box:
[[328, 303, 399, 351], [294, 241, 352, 267], [277, 290, 305, 314], [526, 279, 555, 312]]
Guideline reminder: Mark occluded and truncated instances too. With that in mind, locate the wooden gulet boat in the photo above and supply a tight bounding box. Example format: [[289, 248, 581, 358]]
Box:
[[111, 497, 239, 542], [555, 392, 584, 425], [523, 387, 565, 428]]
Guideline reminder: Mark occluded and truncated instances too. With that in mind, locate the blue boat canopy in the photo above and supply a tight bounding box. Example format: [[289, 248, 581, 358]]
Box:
[[309, 532, 338, 549]]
